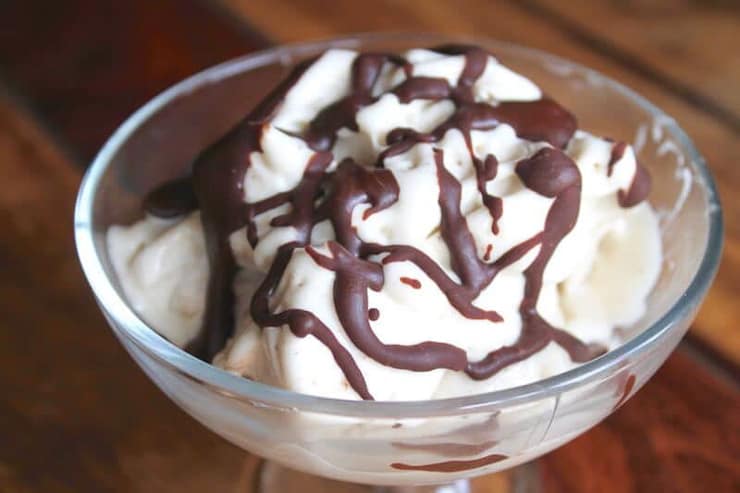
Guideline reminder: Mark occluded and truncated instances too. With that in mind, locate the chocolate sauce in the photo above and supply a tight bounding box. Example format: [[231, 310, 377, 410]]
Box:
[[618, 160, 651, 208], [433, 148, 491, 292], [483, 99, 577, 149], [309, 242, 468, 373], [186, 122, 256, 359], [305, 54, 403, 151], [143, 45, 648, 398], [476, 155, 503, 235], [144, 58, 315, 359], [392, 77, 450, 103], [516, 147, 580, 197], [390, 453, 507, 473], [605, 140, 650, 208], [483, 244, 493, 262], [608, 141, 627, 177], [253, 245, 373, 399], [400, 277, 422, 289]]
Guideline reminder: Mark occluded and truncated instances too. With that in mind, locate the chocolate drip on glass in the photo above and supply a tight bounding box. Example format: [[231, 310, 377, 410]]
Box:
[[390, 452, 508, 473]]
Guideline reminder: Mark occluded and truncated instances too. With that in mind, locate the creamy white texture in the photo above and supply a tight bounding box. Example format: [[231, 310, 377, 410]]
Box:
[[108, 48, 661, 400], [108, 212, 208, 347]]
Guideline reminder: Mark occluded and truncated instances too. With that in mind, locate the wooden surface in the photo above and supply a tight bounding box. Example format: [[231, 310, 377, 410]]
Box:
[[0, 0, 737, 491]]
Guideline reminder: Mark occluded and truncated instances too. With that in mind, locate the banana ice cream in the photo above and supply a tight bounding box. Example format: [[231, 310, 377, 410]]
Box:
[[109, 46, 660, 401]]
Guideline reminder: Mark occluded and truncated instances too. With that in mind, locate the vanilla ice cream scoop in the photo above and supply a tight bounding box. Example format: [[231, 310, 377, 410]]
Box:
[[108, 46, 660, 400]]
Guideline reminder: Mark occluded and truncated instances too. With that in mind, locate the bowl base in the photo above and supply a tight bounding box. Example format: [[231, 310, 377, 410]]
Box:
[[255, 459, 540, 492]]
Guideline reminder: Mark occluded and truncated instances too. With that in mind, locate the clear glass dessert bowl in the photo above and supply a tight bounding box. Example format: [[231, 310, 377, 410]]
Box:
[[74, 33, 722, 492]]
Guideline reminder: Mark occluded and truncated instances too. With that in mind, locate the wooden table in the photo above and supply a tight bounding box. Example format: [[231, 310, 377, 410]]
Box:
[[1, 1, 738, 491]]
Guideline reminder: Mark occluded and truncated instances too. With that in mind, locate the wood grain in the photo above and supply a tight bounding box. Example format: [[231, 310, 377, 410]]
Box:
[[0, 94, 263, 493], [0, 0, 267, 162], [0, 0, 737, 491], [529, 0, 740, 126], [539, 349, 740, 493], [219, 0, 740, 372]]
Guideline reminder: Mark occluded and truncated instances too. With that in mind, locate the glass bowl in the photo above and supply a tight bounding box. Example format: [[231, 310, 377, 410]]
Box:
[[74, 33, 723, 492]]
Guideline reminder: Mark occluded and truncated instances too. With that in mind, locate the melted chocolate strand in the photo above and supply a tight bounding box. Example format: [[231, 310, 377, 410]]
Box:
[[391, 453, 507, 473], [607, 140, 652, 208], [450, 46, 488, 103], [306, 54, 403, 151], [482, 99, 577, 149], [467, 149, 605, 380], [186, 122, 256, 359], [392, 77, 450, 103], [608, 141, 627, 177], [618, 160, 651, 208], [269, 152, 333, 235], [368, 242, 513, 323], [319, 159, 400, 254], [141, 45, 645, 398], [244, 191, 291, 247], [252, 245, 373, 399], [516, 147, 580, 197], [171, 59, 316, 359], [434, 148, 490, 292], [476, 155, 503, 234], [309, 243, 467, 372], [483, 244, 493, 261], [400, 277, 422, 289]]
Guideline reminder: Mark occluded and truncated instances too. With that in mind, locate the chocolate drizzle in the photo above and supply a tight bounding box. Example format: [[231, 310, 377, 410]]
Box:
[[467, 151, 606, 378], [400, 277, 422, 289], [143, 45, 650, 399], [476, 155, 503, 234], [306, 54, 406, 151], [618, 160, 651, 208], [308, 242, 467, 375], [607, 140, 651, 208], [390, 452, 508, 473], [607, 141, 627, 177]]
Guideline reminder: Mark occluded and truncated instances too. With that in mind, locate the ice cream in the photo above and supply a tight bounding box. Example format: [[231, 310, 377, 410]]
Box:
[[108, 45, 661, 401]]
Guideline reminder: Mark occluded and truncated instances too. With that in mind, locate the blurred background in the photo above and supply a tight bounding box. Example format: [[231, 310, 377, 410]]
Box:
[[0, 1, 737, 492]]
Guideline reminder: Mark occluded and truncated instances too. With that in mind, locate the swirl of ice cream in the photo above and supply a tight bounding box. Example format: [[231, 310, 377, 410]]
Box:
[[108, 46, 660, 401]]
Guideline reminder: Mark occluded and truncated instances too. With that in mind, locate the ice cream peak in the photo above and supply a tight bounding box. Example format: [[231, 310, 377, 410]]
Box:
[[110, 45, 659, 401]]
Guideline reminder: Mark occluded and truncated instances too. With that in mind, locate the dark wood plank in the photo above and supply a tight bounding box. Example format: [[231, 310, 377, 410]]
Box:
[[529, 0, 740, 128], [0, 94, 263, 493], [539, 350, 740, 493], [221, 0, 740, 369], [0, 1, 269, 491], [0, 0, 269, 162]]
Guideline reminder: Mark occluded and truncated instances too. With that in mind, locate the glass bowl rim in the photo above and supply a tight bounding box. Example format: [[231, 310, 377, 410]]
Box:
[[74, 32, 723, 418]]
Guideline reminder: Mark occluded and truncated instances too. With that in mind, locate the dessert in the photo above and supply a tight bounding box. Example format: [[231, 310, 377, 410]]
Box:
[[108, 45, 661, 401]]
